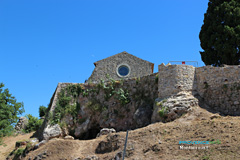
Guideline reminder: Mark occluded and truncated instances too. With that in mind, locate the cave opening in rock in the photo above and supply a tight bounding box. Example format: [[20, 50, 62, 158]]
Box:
[[79, 125, 101, 140]]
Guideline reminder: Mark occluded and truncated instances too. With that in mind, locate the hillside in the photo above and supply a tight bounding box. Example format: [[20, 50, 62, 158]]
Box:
[[0, 133, 33, 160], [3, 105, 240, 160]]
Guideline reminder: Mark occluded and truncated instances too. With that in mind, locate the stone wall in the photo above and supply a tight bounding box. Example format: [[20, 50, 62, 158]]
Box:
[[195, 65, 240, 115], [36, 73, 158, 140], [88, 51, 153, 83], [80, 72, 158, 133], [158, 64, 240, 115], [35, 64, 240, 140], [158, 64, 196, 98]]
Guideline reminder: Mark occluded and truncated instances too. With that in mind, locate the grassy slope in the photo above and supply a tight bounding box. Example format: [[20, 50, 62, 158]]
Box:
[[2, 106, 240, 160]]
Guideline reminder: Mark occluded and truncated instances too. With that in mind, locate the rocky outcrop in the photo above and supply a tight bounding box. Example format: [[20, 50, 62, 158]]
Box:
[[15, 117, 28, 131], [133, 105, 152, 128], [152, 92, 198, 123], [95, 134, 122, 154]]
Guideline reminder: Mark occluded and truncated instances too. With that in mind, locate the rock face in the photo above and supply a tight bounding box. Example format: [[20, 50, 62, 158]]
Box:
[[33, 73, 158, 140], [133, 105, 152, 128], [95, 134, 122, 154], [151, 92, 199, 123], [15, 117, 28, 131], [42, 124, 62, 140]]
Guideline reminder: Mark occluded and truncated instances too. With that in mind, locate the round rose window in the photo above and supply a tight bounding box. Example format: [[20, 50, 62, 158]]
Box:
[[116, 64, 130, 77]]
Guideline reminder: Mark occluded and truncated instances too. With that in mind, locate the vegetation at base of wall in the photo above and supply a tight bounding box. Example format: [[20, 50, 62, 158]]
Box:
[[158, 106, 167, 118], [49, 86, 81, 125], [24, 114, 43, 133]]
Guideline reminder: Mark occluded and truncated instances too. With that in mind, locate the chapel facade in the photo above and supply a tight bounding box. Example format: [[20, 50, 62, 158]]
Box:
[[88, 51, 154, 83]]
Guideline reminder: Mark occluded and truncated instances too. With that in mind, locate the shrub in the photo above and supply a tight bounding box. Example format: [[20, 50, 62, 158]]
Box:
[[115, 88, 130, 105], [158, 107, 167, 118], [24, 114, 43, 133], [39, 105, 47, 117]]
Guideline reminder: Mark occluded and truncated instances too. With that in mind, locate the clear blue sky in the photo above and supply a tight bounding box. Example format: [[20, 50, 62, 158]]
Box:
[[0, 0, 209, 118]]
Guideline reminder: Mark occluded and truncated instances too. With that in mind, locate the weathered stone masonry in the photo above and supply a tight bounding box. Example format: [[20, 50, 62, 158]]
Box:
[[158, 64, 196, 99], [158, 64, 240, 115], [88, 51, 154, 83], [195, 65, 240, 115], [35, 63, 240, 140]]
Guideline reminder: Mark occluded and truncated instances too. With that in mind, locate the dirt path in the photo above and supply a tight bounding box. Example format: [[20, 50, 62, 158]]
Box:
[[0, 132, 33, 160]]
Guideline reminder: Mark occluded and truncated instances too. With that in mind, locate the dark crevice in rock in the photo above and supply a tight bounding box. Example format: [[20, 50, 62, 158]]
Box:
[[78, 125, 101, 140]]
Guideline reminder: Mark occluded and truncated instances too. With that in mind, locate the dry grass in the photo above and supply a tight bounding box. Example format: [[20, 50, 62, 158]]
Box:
[[3, 106, 240, 160]]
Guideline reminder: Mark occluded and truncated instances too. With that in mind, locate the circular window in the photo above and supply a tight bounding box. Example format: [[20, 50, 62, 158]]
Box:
[[116, 64, 130, 77]]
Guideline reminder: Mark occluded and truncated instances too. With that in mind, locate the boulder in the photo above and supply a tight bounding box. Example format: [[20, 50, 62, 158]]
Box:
[[64, 135, 74, 140], [95, 134, 121, 154], [97, 128, 116, 137], [42, 124, 62, 140], [151, 92, 198, 123]]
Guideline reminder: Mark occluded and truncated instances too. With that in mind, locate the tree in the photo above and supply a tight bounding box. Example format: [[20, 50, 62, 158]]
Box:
[[0, 83, 24, 136], [39, 105, 47, 118], [199, 0, 240, 66], [24, 114, 43, 133]]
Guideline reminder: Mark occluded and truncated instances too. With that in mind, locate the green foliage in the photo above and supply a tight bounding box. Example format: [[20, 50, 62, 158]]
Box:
[[49, 85, 82, 125], [0, 83, 24, 138], [199, 0, 240, 66], [103, 77, 117, 101], [14, 148, 25, 157], [86, 99, 107, 113], [115, 88, 130, 105], [66, 84, 83, 98], [24, 114, 43, 133], [202, 155, 210, 160], [39, 105, 47, 117], [135, 77, 141, 85], [158, 106, 167, 118], [133, 88, 153, 107]]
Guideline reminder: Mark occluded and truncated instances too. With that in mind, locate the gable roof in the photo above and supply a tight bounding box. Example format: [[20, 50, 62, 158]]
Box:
[[94, 51, 153, 65], [93, 51, 154, 73]]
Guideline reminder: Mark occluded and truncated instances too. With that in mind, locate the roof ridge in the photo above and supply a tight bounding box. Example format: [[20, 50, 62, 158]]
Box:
[[94, 51, 154, 66]]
